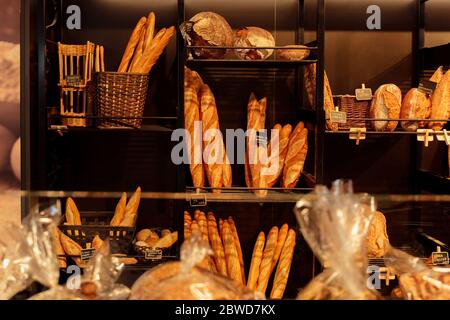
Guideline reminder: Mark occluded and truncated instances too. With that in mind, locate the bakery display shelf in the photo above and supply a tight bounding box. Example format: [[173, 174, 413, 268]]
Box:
[[325, 129, 449, 135], [48, 124, 174, 134], [416, 170, 450, 194], [185, 58, 318, 69]]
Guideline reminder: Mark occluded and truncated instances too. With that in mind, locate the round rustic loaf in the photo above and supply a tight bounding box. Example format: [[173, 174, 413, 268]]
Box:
[[277, 45, 310, 61], [189, 12, 234, 59], [370, 84, 402, 131], [234, 27, 275, 60], [400, 88, 431, 131], [365, 210, 389, 258]]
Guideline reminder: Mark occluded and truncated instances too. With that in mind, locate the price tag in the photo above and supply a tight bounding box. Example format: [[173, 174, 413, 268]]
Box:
[[80, 248, 96, 262], [189, 194, 207, 207], [66, 75, 81, 87], [144, 249, 163, 261], [355, 84, 373, 101], [431, 251, 449, 265], [330, 111, 347, 124], [418, 79, 437, 95]]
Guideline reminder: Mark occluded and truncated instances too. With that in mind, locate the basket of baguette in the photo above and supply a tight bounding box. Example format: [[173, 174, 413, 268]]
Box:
[[96, 12, 175, 128], [56, 187, 141, 267]]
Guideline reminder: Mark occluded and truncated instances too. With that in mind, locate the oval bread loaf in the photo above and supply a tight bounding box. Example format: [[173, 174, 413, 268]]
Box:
[[400, 88, 431, 131], [370, 84, 402, 131]]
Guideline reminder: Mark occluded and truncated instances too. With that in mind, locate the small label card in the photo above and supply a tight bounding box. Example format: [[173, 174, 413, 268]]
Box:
[[330, 111, 347, 124], [66, 74, 81, 87], [80, 248, 96, 262], [432, 251, 449, 265], [189, 194, 207, 207], [144, 249, 163, 261], [418, 79, 437, 95], [355, 84, 373, 101]]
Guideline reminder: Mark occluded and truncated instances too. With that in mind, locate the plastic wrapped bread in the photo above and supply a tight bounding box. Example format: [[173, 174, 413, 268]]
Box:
[[295, 180, 380, 300], [130, 235, 264, 300]]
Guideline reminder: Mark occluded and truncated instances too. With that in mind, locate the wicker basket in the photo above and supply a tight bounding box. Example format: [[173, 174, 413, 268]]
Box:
[[96, 72, 149, 128], [336, 95, 371, 130]]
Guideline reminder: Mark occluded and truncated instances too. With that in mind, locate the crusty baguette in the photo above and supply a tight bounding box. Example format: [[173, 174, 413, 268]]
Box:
[[128, 26, 147, 72], [271, 223, 289, 274], [208, 218, 227, 276], [66, 197, 81, 225], [282, 122, 308, 189], [54, 228, 67, 268], [228, 217, 245, 285], [199, 84, 225, 193], [118, 16, 147, 72], [143, 12, 156, 52], [120, 187, 141, 227], [110, 192, 127, 226], [184, 211, 192, 239], [191, 220, 200, 237], [218, 218, 224, 240], [184, 85, 205, 189], [430, 66, 444, 84], [247, 93, 268, 196], [222, 221, 243, 284], [429, 69, 450, 130], [256, 226, 279, 294], [130, 27, 166, 73], [185, 68, 204, 93], [266, 124, 293, 187], [247, 231, 265, 290], [59, 230, 86, 268], [270, 229, 296, 299], [140, 26, 175, 74], [222, 151, 232, 188], [196, 212, 209, 242]]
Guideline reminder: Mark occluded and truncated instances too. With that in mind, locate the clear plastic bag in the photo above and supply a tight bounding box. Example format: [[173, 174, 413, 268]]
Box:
[[294, 180, 379, 300], [385, 246, 450, 300], [30, 240, 130, 300], [130, 234, 264, 300], [0, 204, 61, 300]]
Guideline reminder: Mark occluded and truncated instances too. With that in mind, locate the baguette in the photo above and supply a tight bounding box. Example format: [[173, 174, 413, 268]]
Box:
[[100, 46, 105, 72], [222, 151, 232, 188], [118, 17, 147, 72], [154, 231, 178, 248], [185, 68, 204, 93], [430, 66, 444, 84], [184, 211, 192, 239], [247, 231, 265, 290], [92, 235, 104, 251], [200, 84, 225, 193], [130, 27, 166, 73], [270, 229, 296, 299], [256, 226, 278, 294], [222, 221, 243, 284], [59, 230, 86, 268], [282, 122, 308, 189], [139, 26, 175, 74], [120, 187, 141, 227], [218, 218, 224, 240], [271, 223, 289, 274], [66, 197, 81, 225], [197, 212, 209, 242], [228, 217, 245, 285], [110, 192, 127, 226], [143, 12, 156, 52], [266, 124, 293, 187], [53, 228, 67, 268], [128, 26, 147, 72], [184, 85, 205, 189], [208, 219, 228, 276], [191, 220, 200, 237]]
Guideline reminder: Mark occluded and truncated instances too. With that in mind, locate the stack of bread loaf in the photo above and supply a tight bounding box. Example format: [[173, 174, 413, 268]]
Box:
[[245, 94, 309, 196], [370, 66, 449, 132], [117, 12, 175, 73], [54, 187, 141, 268], [134, 228, 178, 250], [184, 68, 232, 192], [184, 211, 296, 299]]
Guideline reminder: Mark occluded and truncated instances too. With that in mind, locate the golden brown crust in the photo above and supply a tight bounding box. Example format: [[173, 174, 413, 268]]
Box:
[[266, 124, 293, 187], [223, 221, 243, 284], [228, 217, 245, 285], [54, 228, 67, 268], [277, 45, 310, 61], [143, 12, 156, 52], [400, 88, 432, 131], [256, 226, 278, 294], [139, 26, 175, 74], [129, 26, 147, 72], [136, 229, 153, 242], [370, 84, 402, 132], [184, 85, 205, 189], [429, 69, 450, 131], [110, 192, 127, 226], [118, 17, 147, 72], [247, 231, 265, 290], [271, 224, 289, 273], [324, 71, 338, 131], [199, 84, 225, 193], [92, 235, 104, 251], [208, 218, 227, 276], [282, 122, 308, 189], [270, 229, 296, 299], [366, 210, 389, 258]]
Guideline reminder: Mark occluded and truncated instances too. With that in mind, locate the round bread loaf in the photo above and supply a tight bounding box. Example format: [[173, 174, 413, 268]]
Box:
[[234, 27, 275, 60], [189, 12, 234, 59], [400, 88, 431, 131], [277, 45, 310, 61], [370, 84, 402, 131]]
